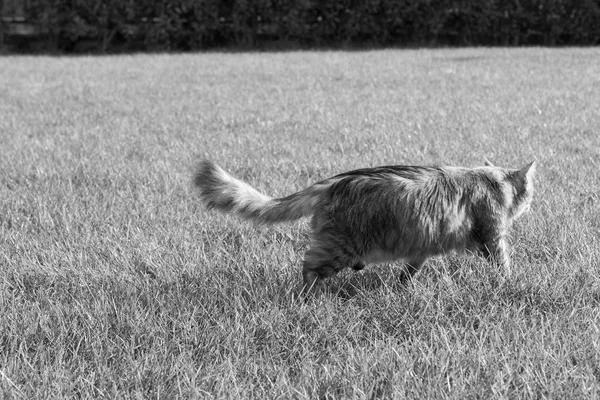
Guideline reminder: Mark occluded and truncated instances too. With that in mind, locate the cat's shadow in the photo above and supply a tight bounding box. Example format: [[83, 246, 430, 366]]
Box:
[[330, 266, 412, 300]]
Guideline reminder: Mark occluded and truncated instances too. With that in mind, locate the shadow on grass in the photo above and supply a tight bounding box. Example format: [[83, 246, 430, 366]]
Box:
[[330, 265, 415, 300]]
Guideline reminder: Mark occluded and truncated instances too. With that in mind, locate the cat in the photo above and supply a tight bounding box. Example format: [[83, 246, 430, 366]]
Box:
[[194, 159, 536, 292]]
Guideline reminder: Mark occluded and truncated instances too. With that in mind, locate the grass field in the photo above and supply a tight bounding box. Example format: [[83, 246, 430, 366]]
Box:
[[1, 48, 599, 398]]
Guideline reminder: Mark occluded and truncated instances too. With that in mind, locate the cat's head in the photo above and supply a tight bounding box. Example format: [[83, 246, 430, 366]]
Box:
[[491, 160, 537, 220], [506, 161, 537, 219]]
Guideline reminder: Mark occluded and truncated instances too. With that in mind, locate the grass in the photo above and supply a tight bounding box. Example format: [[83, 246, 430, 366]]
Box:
[[1, 48, 599, 398]]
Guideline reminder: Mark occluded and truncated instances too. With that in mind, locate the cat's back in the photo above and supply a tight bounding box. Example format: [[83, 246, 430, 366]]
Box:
[[316, 165, 474, 209], [329, 164, 473, 191], [332, 164, 443, 181]]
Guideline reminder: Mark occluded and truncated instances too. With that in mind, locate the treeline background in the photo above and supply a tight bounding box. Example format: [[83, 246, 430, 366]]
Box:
[[2, 0, 600, 52]]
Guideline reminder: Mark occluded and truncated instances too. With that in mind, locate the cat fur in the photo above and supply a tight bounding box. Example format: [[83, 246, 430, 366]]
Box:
[[194, 159, 536, 291]]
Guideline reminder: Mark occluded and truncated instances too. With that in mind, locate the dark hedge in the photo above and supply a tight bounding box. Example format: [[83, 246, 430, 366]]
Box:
[[14, 0, 600, 52]]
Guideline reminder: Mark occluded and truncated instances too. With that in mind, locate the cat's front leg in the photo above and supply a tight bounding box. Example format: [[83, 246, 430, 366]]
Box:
[[483, 237, 511, 277]]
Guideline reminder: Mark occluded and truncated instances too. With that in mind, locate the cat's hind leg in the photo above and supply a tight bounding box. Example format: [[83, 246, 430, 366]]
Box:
[[301, 241, 360, 294], [399, 257, 427, 283], [351, 261, 366, 271]]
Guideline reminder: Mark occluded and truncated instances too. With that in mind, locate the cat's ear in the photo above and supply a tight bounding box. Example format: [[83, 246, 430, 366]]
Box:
[[518, 161, 537, 182], [484, 158, 495, 167]]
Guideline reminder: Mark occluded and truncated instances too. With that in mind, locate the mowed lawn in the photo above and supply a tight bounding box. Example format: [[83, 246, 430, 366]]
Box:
[[1, 48, 599, 398]]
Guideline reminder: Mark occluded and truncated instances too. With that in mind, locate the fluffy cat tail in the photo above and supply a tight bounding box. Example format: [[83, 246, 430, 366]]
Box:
[[194, 160, 321, 224]]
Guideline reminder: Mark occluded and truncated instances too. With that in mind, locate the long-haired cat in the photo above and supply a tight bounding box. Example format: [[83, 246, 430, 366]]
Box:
[[194, 160, 536, 292]]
